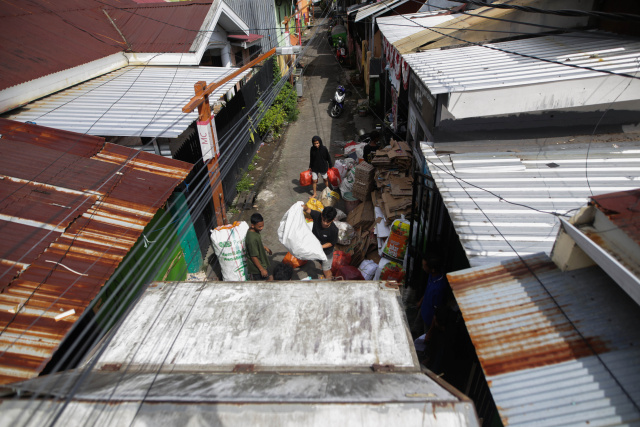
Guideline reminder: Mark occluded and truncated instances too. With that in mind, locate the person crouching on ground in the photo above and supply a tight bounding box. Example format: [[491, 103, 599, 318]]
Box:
[[302, 204, 338, 279], [245, 213, 273, 280], [308, 135, 332, 199]]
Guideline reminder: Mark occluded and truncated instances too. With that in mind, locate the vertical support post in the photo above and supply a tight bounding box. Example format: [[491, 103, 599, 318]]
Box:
[[195, 81, 227, 227]]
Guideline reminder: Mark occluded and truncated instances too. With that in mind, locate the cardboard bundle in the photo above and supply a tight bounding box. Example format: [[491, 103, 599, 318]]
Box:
[[371, 139, 412, 170], [346, 200, 375, 229], [353, 162, 375, 201]]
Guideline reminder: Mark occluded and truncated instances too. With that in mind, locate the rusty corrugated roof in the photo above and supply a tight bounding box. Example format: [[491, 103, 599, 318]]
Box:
[[448, 253, 640, 426], [591, 189, 640, 248], [0, 0, 213, 92], [0, 118, 191, 385]]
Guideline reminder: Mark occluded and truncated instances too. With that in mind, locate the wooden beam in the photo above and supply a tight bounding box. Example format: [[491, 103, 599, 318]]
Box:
[[183, 47, 277, 113]]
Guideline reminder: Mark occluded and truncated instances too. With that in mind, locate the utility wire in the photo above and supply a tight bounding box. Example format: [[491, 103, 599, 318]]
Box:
[[449, 0, 640, 23]]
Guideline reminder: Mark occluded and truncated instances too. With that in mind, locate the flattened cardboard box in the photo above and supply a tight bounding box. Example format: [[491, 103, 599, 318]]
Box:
[[346, 200, 375, 229]]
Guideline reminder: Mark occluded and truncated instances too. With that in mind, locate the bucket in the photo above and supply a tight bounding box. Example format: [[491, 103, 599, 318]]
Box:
[[343, 191, 361, 214]]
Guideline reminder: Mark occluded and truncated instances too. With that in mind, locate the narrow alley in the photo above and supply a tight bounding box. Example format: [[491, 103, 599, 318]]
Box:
[[235, 18, 375, 280]]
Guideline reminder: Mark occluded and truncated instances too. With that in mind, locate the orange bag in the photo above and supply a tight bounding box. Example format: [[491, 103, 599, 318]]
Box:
[[327, 167, 341, 187], [300, 170, 312, 187], [283, 252, 307, 268]]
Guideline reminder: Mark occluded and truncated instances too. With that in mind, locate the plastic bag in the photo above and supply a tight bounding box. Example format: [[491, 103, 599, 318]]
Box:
[[320, 188, 340, 207], [306, 197, 324, 214], [283, 252, 307, 268], [334, 220, 356, 245], [336, 265, 364, 280], [380, 260, 405, 284], [382, 218, 410, 261], [278, 201, 327, 261], [210, 221, 249, 281], [335, 208, 347, 221], [345, 142, 366, 159], [339, 166, 356, 194], [327, 167, 341, 187], [300, 170, 312, 187], [331, 250, 352, 275], [358, 259, 378, 280]]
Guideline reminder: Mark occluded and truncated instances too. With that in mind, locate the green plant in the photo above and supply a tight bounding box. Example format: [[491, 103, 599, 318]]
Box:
[[236, 173, 254, 193], [257, 79, 299, 136], [248, 163, 256, 171], [228, 207, 240, 215], [253, 154, 262, 162]]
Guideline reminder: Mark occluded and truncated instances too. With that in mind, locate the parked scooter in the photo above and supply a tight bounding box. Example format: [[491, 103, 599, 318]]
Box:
[[335, 37, 347, 65], [329, 85, 346, 118]]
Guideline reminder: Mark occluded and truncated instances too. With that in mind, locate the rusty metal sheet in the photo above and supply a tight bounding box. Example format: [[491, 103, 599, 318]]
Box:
[[0, 120, 191, 385], [0, 0, 213, 92], [591, 189, 640, 248], [448, 253, 640, 426], [109, 2, 213, 53]]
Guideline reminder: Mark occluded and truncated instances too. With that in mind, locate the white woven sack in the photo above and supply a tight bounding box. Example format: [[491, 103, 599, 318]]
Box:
[[278, 202, 327, 261], [210, 221, 249, 281]]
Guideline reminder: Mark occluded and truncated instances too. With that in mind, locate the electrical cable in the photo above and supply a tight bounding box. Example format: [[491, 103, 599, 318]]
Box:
[[0, 11, 331, 425], [425, 150, 640, 415], [449, 0, 640, 23]]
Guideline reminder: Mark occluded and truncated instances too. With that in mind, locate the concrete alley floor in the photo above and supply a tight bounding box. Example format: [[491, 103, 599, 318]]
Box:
[[235, 19, 376, 280]]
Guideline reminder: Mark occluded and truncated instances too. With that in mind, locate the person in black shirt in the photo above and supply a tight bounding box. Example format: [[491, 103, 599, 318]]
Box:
[[302, 204, 338, 279], [308, 135, 332, 198], [362, 130, 380, 164]]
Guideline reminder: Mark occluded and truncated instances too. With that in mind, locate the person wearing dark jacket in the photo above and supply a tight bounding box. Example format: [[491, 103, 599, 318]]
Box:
[[308, 135, 332, 198]]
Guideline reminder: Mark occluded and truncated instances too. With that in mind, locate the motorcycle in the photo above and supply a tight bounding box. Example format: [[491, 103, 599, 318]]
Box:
[[329, 85, 346, 118], [336, 38, 347, 65]]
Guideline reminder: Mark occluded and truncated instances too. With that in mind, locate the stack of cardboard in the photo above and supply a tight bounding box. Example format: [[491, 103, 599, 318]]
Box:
[[371, 139, 412, 170], [352, 162, 375, 201]]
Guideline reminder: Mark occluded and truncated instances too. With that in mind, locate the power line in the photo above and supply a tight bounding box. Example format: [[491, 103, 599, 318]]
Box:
[[379, 1, 640, 80], [449, 0, 640, 23]]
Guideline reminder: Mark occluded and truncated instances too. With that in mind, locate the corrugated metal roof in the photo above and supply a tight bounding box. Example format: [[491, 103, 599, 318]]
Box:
[[377, 11, 458, 44], [404, 32, 640, 95], [0, 279, 480, 426], [0, 0, 215, 92], [421, 141, 640, 267], [355, 0, 409, 22], [108, 1, 213, 53], [0, 118, 192, 385], [225, 0, 278, 54], [96, 281, 419, 372], [448, 253, 640, 426], [1, 373, 479, 426], [4, 66, 251, 138]]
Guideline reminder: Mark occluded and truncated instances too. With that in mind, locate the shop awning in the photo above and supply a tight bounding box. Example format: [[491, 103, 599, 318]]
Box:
[[4, 65, 251, 138]]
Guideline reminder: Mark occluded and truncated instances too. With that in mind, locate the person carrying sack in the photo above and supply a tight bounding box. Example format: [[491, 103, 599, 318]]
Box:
[[308, 135, 332, 199]]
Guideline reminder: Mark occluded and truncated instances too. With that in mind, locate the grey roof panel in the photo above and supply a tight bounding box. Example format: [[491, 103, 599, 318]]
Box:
[[422, 142, 640, 267], [5, 66, 250, 138]]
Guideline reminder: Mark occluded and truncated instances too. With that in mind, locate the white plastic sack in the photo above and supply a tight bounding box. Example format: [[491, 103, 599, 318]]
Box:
[[210, 221, 249, 281], [339, 166, 356, 194], [335, 208, 347, 221], [334, 220, 356, 246], [359, 259, 378, 280], [278, 202, 327, 261], [345, 142, 367, 159], [335, 158, 356, 179]]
